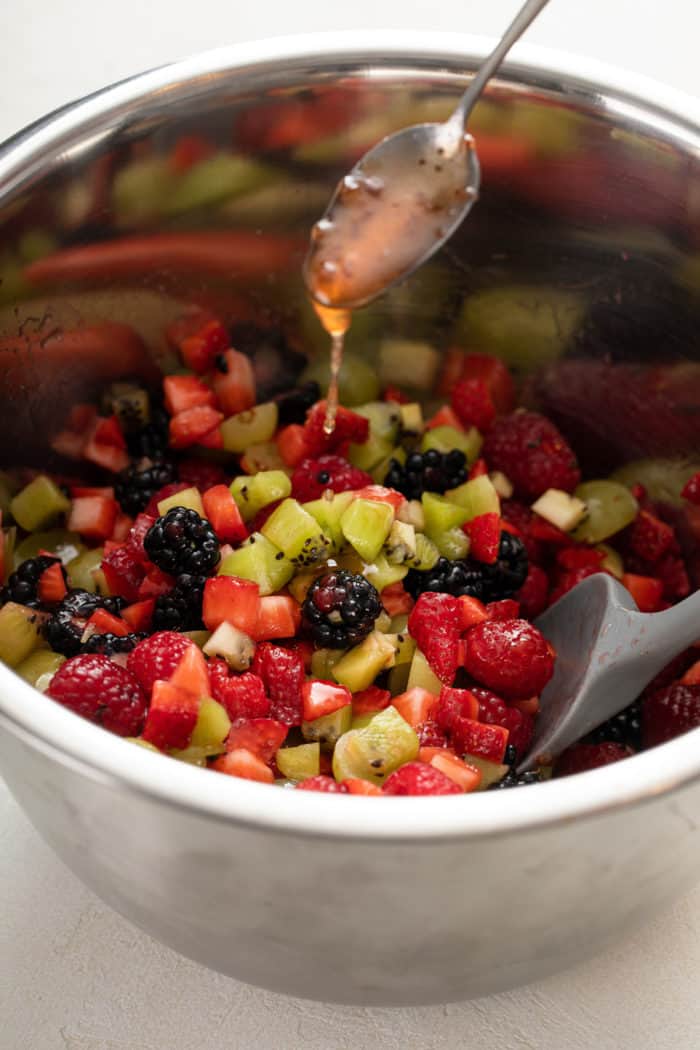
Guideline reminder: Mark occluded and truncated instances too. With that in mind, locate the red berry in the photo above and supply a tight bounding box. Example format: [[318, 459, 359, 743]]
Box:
[[127, 631, 193, 695], [553, 742, 633, 777], [209, 661, 271, 720], [462, 619, 554, 700], [471, 687, 534, 757], [290, 455, 372, 502], [226, 718, 288, 763], [681, 471, 700, 505], [463, 512, 501, 564], [251, 643, 305, 725], [516, 564, 550, 619], [303, 402, 369, 455], [629, 510, 675, 564], [126, 513, 157, 563], [178, 458, 227, 492], [655, 552, 690, 601], [483, 411, 580, 500], [548, 565, 604, 606], [417, 719, 449, 747], [48, 654, 147, 736], [642, 683, 700, 748], [407, 592, 462, 685], [450, 377, 496, 431], [382, 761, 462, 795], [101, 544, 146, 601], [435, 686, 479, 734], [296, 775, 348, 793]]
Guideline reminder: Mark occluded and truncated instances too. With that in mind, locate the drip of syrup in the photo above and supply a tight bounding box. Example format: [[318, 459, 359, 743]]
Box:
[[312, 302, 352, 435]]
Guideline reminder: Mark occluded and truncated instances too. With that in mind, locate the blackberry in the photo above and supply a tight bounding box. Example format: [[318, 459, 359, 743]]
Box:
[[384, 449, 468, 500], [125, 406, 170, 459], [273, 381, 321, 425], [83, 631, 145, 656], [3, 556, 63, 608], [44, 589, 125, 656], [115, 459, 177, 516], [584, 698, 642, 751], [488, 768, 542, 789], [152, 573, 207, 631], [302, 571, 381, 649], [404, 532, 528, 602], [144, 508, 220, 576]]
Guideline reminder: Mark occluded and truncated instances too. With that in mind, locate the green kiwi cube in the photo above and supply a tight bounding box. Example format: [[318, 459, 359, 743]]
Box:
[[220, 402, 279, 453], [464, 754, 510, 789], [239, 442, 289, 475], [421, 493, 470, 538], [421, 425, 483, 463], [399, 402, 423, 436], [14, 529, 85, 568], [363, 553, 408, 593], [66, 548, 104, 592], [303, 491, 354, 550], [16, 650, 65, 691], [340, 499, 394, 563], [404, 532, 440, 571], [407, 647, 443, 694], [446, 474, 500, 520], [231, 471, 292, 522], [0, 603, 47, 667], [158, 486, 205, 517], [354, 401, 402, 442], [384, 632, 416, 666], [387, 663, 411, 695], [332, 630, 397, 693], [332, 706, 419, 785], [372, 446, 405, 485], [276, 742, 321, 780], [218, 532, 294, 595], [189, 698, 231, 751], [301, 705, 352, 749], [311, 647, 346, 680], [347, 432, 395, 472], [10, 475, 70, 532], [384, 520, 416, 564], [261, 498, 331, 567], [433, 527, 470, 560]]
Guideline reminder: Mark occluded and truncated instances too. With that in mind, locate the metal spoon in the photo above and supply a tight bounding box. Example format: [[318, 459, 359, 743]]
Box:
[[519, 574, 700, 770], [304, 0, 551, 310]]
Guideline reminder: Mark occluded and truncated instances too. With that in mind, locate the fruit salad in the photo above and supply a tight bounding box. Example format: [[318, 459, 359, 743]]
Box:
[[1, 316, 699, 796]]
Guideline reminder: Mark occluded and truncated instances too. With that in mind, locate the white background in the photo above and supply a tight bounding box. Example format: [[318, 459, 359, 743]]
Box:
[[2, 2, 700, 1047]]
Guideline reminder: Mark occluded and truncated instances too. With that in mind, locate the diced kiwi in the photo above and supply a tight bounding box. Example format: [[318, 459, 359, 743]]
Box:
[[302, 352, 381, 406], [446, 474, 500, 520], [374, 610, 392, 633], [407, 647, 443, 694], [182, 630, 212, 648], [363, 553, 408, 593], [332, 706, 419, 785], [16, 650, 65, 691], [220, 403, 279, 453], [303, 491, 354, 550], [218, 532, 294, 595], [66, 548, 104, 592], [383, 632, 416, 667], [347, 432, 395, 472], [421, 425, 483, 464], [464, 754, 510, 789], [0, 603, 47, 667], [311, 647, 346, 680], [10, 476, 70, 532], [350, 711, 380, 731], [404, 532, 440, 571], [372, 446, 406, 484], [170, 746, 211, 767], [399, 402, 423, 437], [433, 527, 470, 560], [261, 498, 331, 567], [239, 442, 289, 475], [231, 471, 292, 522], [384, 520, 417, 564], [203, 621, 255, 670], [354, 402, 402, 442], [571, 481, 639, 543], [158, 486, 205, 517], [389, 613, 409, 634], [332, 630, 397, 693], [301, 705, 352, 750], [189, 698, 231, 751], [421, 493, 469, 538], [397, 498, 425, 531], [340, 499, 394, 563], [14, 529, 85, 568], [378, 339, 440, 391], [387, 663, 411, 695]]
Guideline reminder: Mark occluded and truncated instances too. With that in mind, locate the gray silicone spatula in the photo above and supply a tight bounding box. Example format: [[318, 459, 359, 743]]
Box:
[[519, 573, 700, 770]]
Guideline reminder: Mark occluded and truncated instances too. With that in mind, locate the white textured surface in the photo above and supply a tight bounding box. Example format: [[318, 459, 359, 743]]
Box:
[[2, 1, 700, 1045]]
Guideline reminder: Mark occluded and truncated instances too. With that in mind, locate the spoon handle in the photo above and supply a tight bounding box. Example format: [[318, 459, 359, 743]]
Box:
[[452, 0, 552, 128], [641, 588, 700, 656]]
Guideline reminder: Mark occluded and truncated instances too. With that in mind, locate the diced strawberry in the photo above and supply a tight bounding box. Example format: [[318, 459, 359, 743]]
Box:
[[303, 402, 369, 456], [451, 717, 509, 763], [548, 565, 604, 605], [468, 458, 489, 479], [556, 546, 605, 571], [163, 374, 216, 416], [178, 459, 228, 491], [137, 565, 175, 598], [418, 745, 457, 763], [101, 544, 146, 601], [351, 485, 406, 512], [211, 349, 256, 415], [296, 775, 348, 793], [680, 660, 700, 686], [92, 415, 126, 449], [342, 778, 383, 795], [407, 592, 462, 684], [629, 510, 675, 564], [203, 575, 260, 635], [213, 748, 274, 783], [655, 553, 690, 601], [254, 595, 301, 640], [70, 485, 116, 499], [68, 402, 99, 434], [352, 685, 392, 715], [276, 424, 311, 468], [251, 643, 305, 726], [451, 377, 496, 432], [169, 643, 210, 698], [37, 562, 67, 604], [463, 512, 501, 564], [424, 405, 465, 432], [85, 608, 130, 637], [142, 679, 200, 750], [197, 425, 224, 450], [179, 320, 230, 373], [530, 515, 574, 545], [429, 751, 482, 792], [111, 512, 133, 542], [435, 686, 480, 733], [382, 385, 410, 404], [51, 427, 90, 459], [417, 719, 449, 747], [391, 687, 438, 727], [226, 718, 288, 763], [553, 741, 633, 777], [381, 581, 414, 617], [462, 619, 555, 699], [169, 405, 224, 449], [681, 471, 700, 505], [472, 686, 534, 758], [439, 351, 515, 414], [82, 435, 129, 473], [121, 598, 155, 632], [516, 564, 550, 620], [622, 573, 664, 613], [485, 598, 520, 621], [382, 761, 462, 795], [68, 495, 119, 541], [202, 485, 248, 543], [301, 679, 352, 721], [209, 664, 271, 721], [125, 513, 156, 562]]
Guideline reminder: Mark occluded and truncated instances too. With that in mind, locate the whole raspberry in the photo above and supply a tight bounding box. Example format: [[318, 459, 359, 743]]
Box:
[[407, 592, 462, 685], [252, 643, 305, 725], [291, 455, 372, 502], [382, 761, 462, 795], [209, 661, 271, 720], [642, 683, 700, 748], [127, 631, 192, 694], [296, 775, 348, 792], [516, 564, 550, 619], [471, 687, 534, 758], [48, 654, 147, 736], [553, 742, 633, 777], [462, 619, 554, 700], [450, 377, 496, 432], [483, 411, 580, 500]]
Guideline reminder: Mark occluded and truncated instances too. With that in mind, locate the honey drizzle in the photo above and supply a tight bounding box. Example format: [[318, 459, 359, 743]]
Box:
[[311, 302, 352, 436]]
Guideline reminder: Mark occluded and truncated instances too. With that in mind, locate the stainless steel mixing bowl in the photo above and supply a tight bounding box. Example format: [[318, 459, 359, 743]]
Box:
[[1, 33, 700, 1005]]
